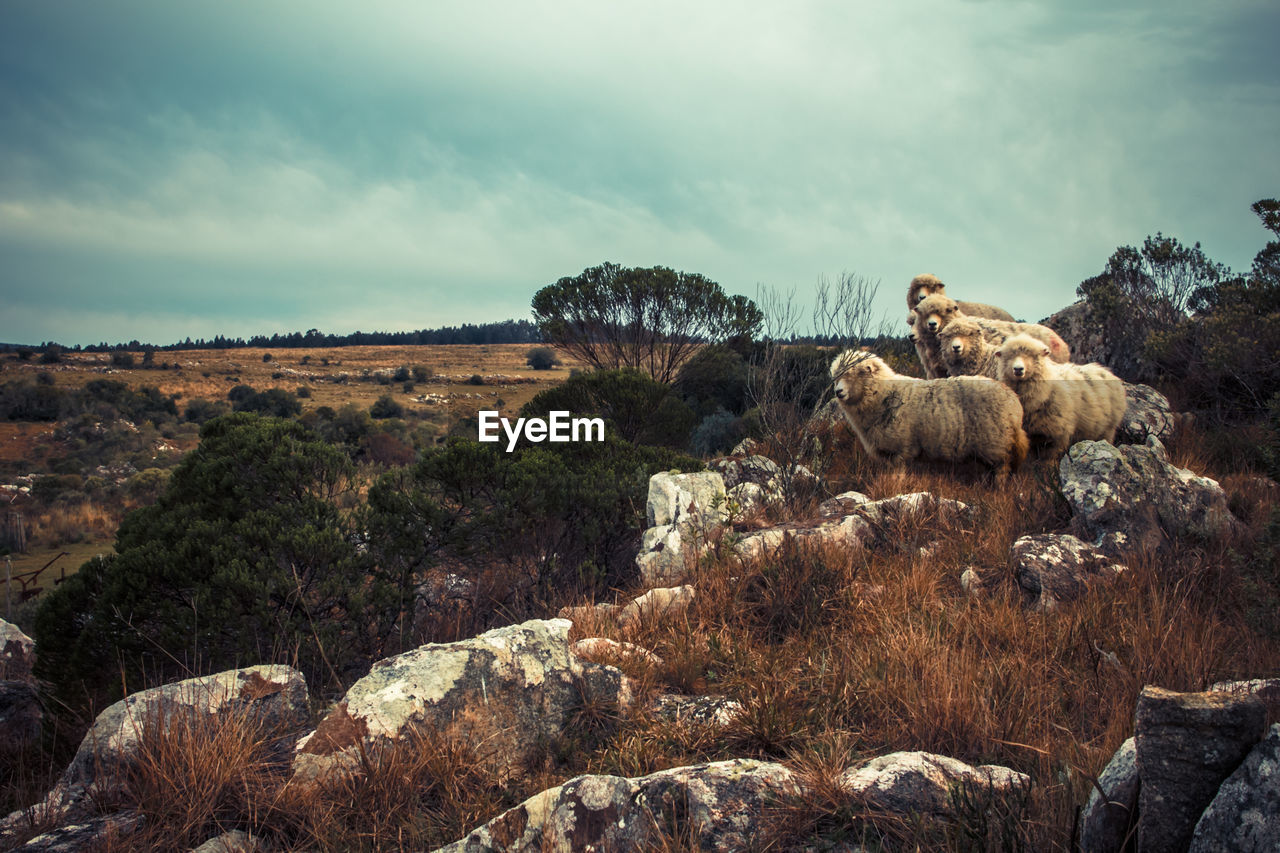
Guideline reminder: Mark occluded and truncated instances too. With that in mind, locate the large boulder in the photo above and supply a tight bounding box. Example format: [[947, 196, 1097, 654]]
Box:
[[1117, 382, 1177, 445], [1190, 723, 1280, 852], [1135, 685, 1267, 853], [837, 751, 1030, 818], [1059, 437, 1238, 554], [0, 619, 36, 681], [1010, 533, 1127, 610], [12, 811, 144, 852], [1042, 300, 1109, 369], [708, 454, 782, 492], [435, 759, 801, 852], [1079, 737, 1139, 853], [293, 619, 633, 784], [2, 665, 306, 838], [636, 471, 728, 585]]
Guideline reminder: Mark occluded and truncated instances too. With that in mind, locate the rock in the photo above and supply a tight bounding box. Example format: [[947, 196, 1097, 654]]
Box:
[[1010, 533, 1127, 610], [730, 437, 761, 457], [14, 811, 143, 852], [436, 759, 800, 852], [1207, 678, 1280, 712], [617, 585, 695, 630], [0, 619, 36, 681], [838, 751, 1030, 817], [732, 513, 872, 563], [192, 829, 263, 852], [1117, 383, 1176, 445], [636, 472, 728, 585], [708, 455, 782, 491], [1135, 685, 1267, 853], [727, 482, 769, 513], [1059, 437, 1239, 554], [636, 523, 699, 586], [1042, 300, 1109, 369], [572, 638, 664, 669], [0, 680, 42, 752], [556, 602, 620, 625], [1079, 737, 1139, 853], [650, 694, 744, 728], [1190, 723, 1280, 852], [646, 471, 728, 529], [293, 619, 633, 784], [959, 566, 1000, 598], [816, 491, 871, 518]]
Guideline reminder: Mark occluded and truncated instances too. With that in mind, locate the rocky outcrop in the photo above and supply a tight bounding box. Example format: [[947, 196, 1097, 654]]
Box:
[[435, 759, 802, 852], [1134, 685, 1267, 852], [292, 619, 633, 784], [1042, 300, 1109, 369], [2, 665, 306, 842], [571, 638, 664, 669], [1079, 737, 1138, 853], [636, 472, 728, 585], [192, 829, 264, 852], [1190, 723, 1280, 852], [838, 751, 1030, 817], [1118, 382, 1177, 445], [649, 694, 744, 728], [1010, 533, 1127, 610], [1059, 437, 1238, 554], [0, 618, 36, 681]]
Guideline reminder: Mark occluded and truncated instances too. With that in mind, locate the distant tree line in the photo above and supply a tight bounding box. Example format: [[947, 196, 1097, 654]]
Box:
[[3, 319, 544, 354]]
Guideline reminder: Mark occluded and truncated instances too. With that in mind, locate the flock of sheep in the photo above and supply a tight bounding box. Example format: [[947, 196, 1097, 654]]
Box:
[[830, 274, 1127, 476]]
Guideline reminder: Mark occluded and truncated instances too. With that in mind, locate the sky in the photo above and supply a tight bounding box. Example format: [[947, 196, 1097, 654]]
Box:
[[1, 1, 1278, 347]]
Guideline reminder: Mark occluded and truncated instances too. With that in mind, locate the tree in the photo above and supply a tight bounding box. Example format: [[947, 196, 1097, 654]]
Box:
[[532, 262, 763, 384], [1077, 233, 1231, 381]]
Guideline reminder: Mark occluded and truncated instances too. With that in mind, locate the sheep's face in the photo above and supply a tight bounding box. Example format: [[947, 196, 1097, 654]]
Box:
[[995, 335, 1051, 383], [914, 294, 959, 335], [939, 319, 982, 363], [831, 352, 883, 404], [908, 273, 944, 307]]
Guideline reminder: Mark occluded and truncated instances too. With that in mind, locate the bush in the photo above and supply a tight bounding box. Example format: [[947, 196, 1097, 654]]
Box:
[[233, 388, 302, 418], [185, 398, 230, 425], [371, 394, 405, 419], [39, 346, 62, 364], [393, 366, 412, 383], [366, 435, 703, 628], [262, 352, 273, 362], [412, 365, 432, 382], [466, 374, 485, 386], [521, 368, 696, 448], [111, 351, 136, 368], [296, 386, 312, 398], [674, 345, 749, 416], [525, 347, 560, 370], [228, 384, 257, 405], [690, 408, 746, 457], [34, 414, 384, 701]]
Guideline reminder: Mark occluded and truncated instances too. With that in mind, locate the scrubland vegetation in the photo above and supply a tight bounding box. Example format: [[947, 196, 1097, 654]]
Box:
[[2, 202, 1279, 850]]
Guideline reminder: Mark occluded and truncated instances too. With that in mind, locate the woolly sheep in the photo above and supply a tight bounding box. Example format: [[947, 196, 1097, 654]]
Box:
[[994, 334, 1126, 458], [906, 310, 951, 379], [915, 293, 1071, 363], [830, 350, 1029, 477], [937, 316, 1001, 378], [907, 273, 1015, 322]]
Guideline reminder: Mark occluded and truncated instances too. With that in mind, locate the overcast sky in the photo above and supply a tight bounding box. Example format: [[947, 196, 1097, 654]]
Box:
[[2, 1, 1277, 346]]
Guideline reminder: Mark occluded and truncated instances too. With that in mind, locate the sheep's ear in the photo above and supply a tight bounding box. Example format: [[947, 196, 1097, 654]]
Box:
[[1040, 345, 1051, 358]]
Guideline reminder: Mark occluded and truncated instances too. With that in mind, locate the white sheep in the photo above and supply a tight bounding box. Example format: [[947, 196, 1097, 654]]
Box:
[[915, 293, 1071, 364], [937, 316, 1001, 378], [830, 350, 1029, 477], [907, 273, 1015, 321], [994, 334, 1126, 458]]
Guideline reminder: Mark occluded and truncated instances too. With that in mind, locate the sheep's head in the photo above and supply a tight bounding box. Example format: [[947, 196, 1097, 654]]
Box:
[[908, 273, 945, 308], [938, 317, 983, 363], [914, 293, 960, 335], [995, 334, 1051, 383], [831, 351, 885, 404]]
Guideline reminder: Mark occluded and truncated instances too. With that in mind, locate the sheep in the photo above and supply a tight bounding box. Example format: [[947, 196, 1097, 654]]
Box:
[[915, 293, 1071, 363], [906, 310, 951, 379], [907, 273, 1015, 322], [937, 316, 1001, 378], [830, 350, 1029, 477], [994, 334, 1126, 458]]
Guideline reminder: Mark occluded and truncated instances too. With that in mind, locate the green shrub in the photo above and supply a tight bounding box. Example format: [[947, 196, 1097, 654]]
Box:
[[371, 394, 405, 419], [525, 347, 560, 370], [111, 351, 135, 368], [674, 345, 749, 416], [234, 388, 302, 418], [34, 414, 384, 702], [521, 368, 695, 448], [185, 398, 230, 425]]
